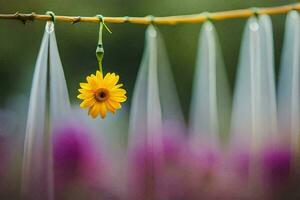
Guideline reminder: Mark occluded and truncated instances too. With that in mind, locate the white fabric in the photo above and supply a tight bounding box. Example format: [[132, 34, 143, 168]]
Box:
[[189, 21, 231, 147], [128, 25, 184, 199], [22, 21, 71, 200], [278, 11, 300, 151], [230, 16, 277, 149], [129, 25, 184, 148]]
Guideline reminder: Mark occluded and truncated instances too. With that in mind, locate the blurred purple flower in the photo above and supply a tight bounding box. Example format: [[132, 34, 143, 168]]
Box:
[[53, 124, 100, 185], [127, 125, 187, 200], [52, 122, 115, 199], [261, 145, 291, 189], [128, 140, 162, 200]]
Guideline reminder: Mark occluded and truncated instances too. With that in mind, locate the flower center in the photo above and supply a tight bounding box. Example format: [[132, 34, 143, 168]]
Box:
[[95, 88, 109, 102]]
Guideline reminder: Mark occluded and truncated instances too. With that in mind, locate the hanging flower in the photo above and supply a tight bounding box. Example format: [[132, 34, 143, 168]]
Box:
[[78, 70, 127, 118]]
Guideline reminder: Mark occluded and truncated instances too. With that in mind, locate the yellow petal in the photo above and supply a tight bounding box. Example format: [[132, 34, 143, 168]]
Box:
[[88, 106, 97, 118], [104, 72, 111, 79], [110, 96, 127, 103], [104, 73, 120, 88], [78, 88, 94, 94], [80, 83, 92, 90], [80, 97, 96, 108], [88, 107, 94, 118], [99, 102, 107, 119], [111, 88, 127, 96], [103, 73, 111, 81], [87, 76, 99, 90], [92, 74, 104, 86], [88, 103, 102, 118], [111, 84, 124, 90], [110, 94, 127, 101], [77, 93, 94, 100], [107, 100, 121, 110], [86, 75, 91, 83], [105, 101, 116, 113], [96, 70, 103, 80]]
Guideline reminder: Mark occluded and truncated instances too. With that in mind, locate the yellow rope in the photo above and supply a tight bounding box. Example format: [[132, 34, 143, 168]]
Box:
[[0, 3, 299, 25]]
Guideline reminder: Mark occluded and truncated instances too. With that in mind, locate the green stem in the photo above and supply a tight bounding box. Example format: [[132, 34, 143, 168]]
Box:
[[96, 22, 104, 73]]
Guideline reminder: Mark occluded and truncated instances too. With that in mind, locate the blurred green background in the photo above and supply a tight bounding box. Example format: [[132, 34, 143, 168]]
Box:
[[0, 0, 296, 115]]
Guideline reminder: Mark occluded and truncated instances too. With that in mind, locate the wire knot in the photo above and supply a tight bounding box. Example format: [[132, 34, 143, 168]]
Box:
[[124, 16, 130, 23], [147, 15, 155, 24], [46, 11, 56, 22], [251, 7, 260, 17], [202, 12, 212, 21], [96, 15, 112, 33], [97, 14, 104, 22], [291, 3, 299, 11], [72, 16, 81, 24]]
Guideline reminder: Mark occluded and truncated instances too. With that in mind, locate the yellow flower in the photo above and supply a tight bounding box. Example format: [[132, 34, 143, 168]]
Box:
[[77, 70, 127, 119]]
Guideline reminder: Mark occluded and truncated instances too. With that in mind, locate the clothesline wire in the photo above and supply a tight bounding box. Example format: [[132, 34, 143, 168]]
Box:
[[0, 3, 299, 25]]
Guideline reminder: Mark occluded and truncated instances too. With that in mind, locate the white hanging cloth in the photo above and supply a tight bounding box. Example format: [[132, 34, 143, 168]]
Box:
[[128, 24, 184, 147], [49, 24, 71, 123], [230, 15, 277, 150], [189, 21, 231, 147], [128, 25, 184, 200], [278, 11, 300, 153], [22, 21, 71, 200]]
